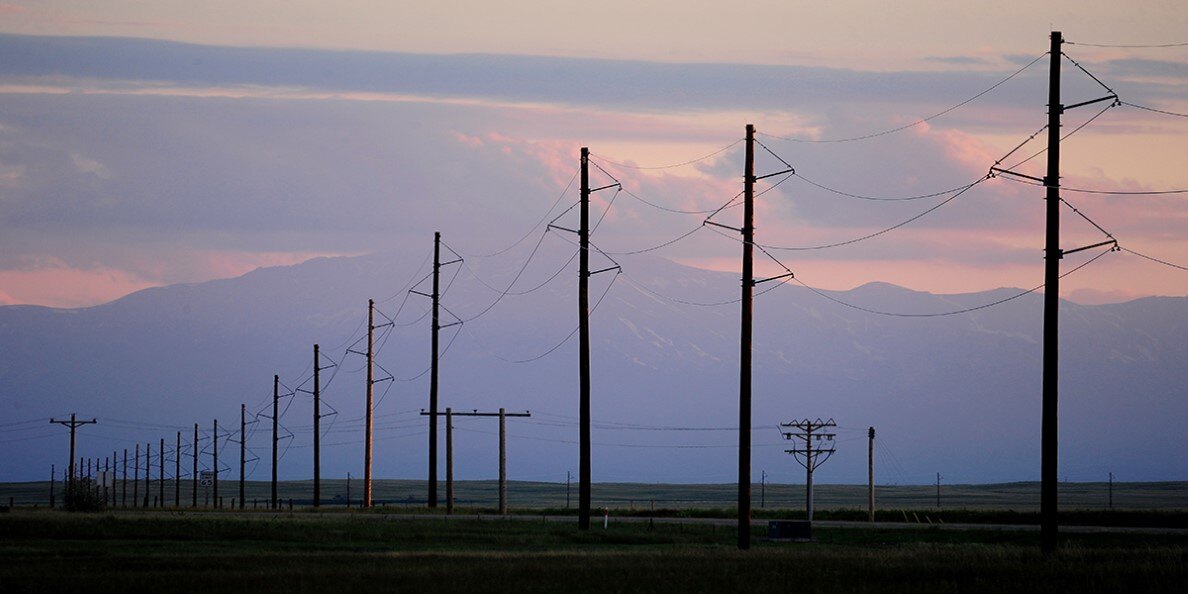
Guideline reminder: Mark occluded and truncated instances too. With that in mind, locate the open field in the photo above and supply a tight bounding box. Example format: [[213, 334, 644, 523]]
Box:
[[4, 479, 1185, 512], [1, 509, 1185, 593]]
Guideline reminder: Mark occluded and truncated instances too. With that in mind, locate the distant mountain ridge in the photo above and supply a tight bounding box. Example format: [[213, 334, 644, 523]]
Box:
[[2, 252, 1184, 485]]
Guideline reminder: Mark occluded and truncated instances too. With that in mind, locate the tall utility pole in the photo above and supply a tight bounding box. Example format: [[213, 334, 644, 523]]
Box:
[[50, 414, 95, 490], [428, 232, 442, 509], [781, 418, 837, 521], [364, 299, 374, 508], [578, 147, 592, 531], [133, 443, 140, 507], [272, 374, 279, 510], [868, 427, 876, 522], [499, 408, 508, 515], [738, 124, 755, 549], [987, 31, 1115, 556], [546, 147, 618, 530], [239, 404, 246, 510], [212, 419, 219, 508], [1040, 30, 1063, 556], [701, 125, 791, 549], [175, 432, 181, 507], [122, 448, 128, 506], [192, 423, 199, 507], [159, 437, 165, 507], [144, 441, 151, 507], [313, 344, 321, 508]]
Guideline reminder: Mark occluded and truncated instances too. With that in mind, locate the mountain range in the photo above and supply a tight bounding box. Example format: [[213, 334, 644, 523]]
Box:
[[2, 250, 1185, 486]]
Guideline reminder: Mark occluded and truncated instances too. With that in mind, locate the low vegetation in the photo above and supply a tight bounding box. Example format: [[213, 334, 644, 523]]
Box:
[[2, 509, 1184, 593]]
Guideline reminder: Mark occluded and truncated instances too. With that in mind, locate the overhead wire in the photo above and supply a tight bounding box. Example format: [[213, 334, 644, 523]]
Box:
[[590, 139, 743, 170], [789, 245, 1115, 318], [761, 52, 1047, 143]]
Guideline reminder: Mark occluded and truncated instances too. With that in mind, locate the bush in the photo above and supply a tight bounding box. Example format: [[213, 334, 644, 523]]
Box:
[[63, 477, 107, 512]]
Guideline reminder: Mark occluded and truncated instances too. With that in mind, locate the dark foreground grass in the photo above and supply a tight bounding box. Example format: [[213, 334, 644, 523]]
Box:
[[1, 511, 1184, 593]]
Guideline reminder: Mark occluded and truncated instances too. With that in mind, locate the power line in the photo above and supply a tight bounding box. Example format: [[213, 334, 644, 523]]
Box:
[[789, 245, 1115, 318], [1121, 101, 1188, 119], [997, 175, 1188, 195], [755, 176, 990, 251], [761, 52, 1047, 143], [1121, 247, 1188, 272], [590, 139, 743, 170], [1067, 41, 1188, 48], [456, 166, 579, 258], [793, 173, 982, 202]]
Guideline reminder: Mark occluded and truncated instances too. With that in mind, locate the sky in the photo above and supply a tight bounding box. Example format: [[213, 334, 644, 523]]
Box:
[[1, 1, 1187, 308]]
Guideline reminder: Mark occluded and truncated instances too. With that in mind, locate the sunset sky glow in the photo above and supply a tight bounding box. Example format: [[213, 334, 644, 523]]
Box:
[[1, 1, 1186, 307]]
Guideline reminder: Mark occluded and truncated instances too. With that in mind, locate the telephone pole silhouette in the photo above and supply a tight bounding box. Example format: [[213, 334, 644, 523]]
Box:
[[50, 414, 95, 490], [175, 431, 181, 507], [548, 147, 619, 530], [704, 125, 792, 549], [212, 419, 219, 508], [990, 31, 1117, 554], [192, 423, 198, 507], [313, 344, 321, 507], [239, 403, 246, 509], [272, 374, 279, 509], [781, 418, 837, 521]]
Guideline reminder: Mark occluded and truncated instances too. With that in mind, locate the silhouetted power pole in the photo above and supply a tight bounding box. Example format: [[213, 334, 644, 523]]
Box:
[[545, 147, 619, 530], [159, 437, 165, 507], [50, 414, 95, 490], [212, 419, 219, 508], [240, 403, 246, 510], [868, 427, 875, 522], [175, 431, 181, 507], [989, 31, 1118, 555], [192, 424, 199, 507], [272, 374, 279, 509], [133, 443, 140, 507], [781, 418, 837, 521], [365, 300, 374, 508], [313, 344, 321, 507], [703, 125, 793, 549]]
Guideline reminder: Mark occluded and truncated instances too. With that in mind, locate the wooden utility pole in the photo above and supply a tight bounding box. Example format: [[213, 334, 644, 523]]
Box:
[[364, 299, 374, 508], [192, 424, 199, 507], [1040, 30, 1063, 556], [133, 443, 140, 507], [175, 432, 181, 507], [239, 403, 246, 510], [781, 418, 837, 521], [159, 437, 165, 507], [446, 407, 454, 514], [738, 124, 755, 549], [144, 441, 152, 507], [212, 419, 219, 508], [50, 414, 95, 490], [313, 344, 321, 508], [122, 448, 128, 507], [868, 427, 876, 522], [272, 374, 279, 509], [578, 146, 592, 531], [428, 232, 442, 509]]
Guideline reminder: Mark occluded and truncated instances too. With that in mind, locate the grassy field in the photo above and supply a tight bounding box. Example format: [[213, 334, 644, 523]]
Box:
[[1, 509, 1185, 593], [4, 478, 1185, 512]]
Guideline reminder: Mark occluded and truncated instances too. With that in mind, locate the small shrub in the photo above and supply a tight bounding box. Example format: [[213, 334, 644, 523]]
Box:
[[63, 478, 107, 512]]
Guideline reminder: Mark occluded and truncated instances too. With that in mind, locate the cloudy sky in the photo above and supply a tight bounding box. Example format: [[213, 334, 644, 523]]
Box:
[[1, 1, 1186, 307]]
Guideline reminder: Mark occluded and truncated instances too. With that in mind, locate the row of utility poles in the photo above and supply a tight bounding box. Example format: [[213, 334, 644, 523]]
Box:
[[44, 34, 1091, 560]]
